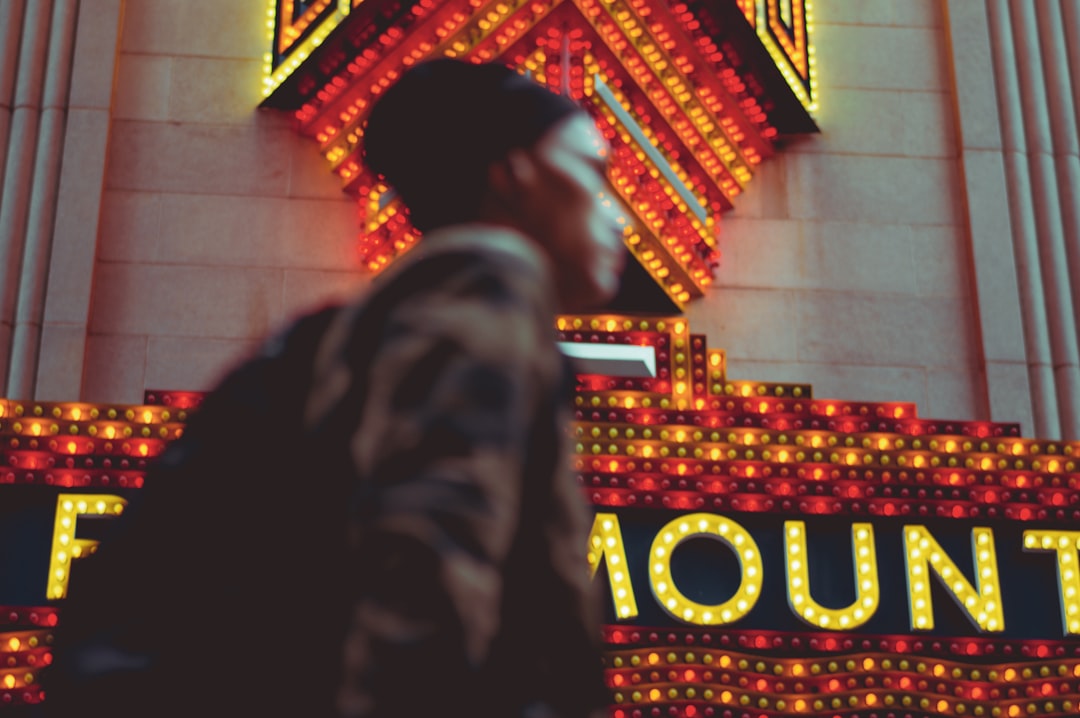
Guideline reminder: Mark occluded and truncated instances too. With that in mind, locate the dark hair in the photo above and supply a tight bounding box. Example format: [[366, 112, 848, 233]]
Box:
[[362, 58, 582, 232]]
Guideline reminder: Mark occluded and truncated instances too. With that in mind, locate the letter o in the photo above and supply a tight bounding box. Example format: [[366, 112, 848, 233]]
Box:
[[648, 513, 762, 625]]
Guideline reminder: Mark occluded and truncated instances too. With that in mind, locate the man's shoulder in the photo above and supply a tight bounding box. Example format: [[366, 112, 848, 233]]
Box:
[[360, 243, 550, 328], [311, 235, 561, 400], [384, 225, 551, 295]]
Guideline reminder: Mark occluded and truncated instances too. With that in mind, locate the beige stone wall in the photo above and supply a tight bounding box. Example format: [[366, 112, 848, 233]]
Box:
[[83, 0, 364, 403], [687, 0, 982, 424], [76, 1, 986, 426]]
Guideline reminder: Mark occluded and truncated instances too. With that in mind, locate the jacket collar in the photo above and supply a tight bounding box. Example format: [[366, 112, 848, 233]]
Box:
[[413, 224, 552, 278]]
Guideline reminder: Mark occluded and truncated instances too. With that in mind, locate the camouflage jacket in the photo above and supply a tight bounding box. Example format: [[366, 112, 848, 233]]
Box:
[[42, 226, 607, 718], [304, 225, 609, 717]]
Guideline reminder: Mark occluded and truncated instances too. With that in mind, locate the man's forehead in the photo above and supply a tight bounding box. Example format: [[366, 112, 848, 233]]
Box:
[[552, 114, 610, 159]]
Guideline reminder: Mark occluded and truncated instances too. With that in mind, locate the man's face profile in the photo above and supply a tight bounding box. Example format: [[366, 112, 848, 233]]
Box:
[[514, 113, 628, 313]]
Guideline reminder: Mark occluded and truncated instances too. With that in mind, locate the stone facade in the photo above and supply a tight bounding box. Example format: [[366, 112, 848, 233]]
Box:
[[688, 1, 978, 423], [4, 0, 1079, 439]]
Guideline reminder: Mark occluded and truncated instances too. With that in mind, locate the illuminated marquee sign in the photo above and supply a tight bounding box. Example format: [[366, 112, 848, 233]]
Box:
[[2, 1, 1072, 715], [2, 320, 1080, 716], [559, 318, 1080, 718], [259, 0, 818, 309]]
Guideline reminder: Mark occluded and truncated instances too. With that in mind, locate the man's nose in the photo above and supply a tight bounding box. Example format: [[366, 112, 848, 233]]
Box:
[[599, 190, 632, 232]]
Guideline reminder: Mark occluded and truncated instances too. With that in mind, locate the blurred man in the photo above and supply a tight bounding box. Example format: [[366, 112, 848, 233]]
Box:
[[44, 58, 625, 718]]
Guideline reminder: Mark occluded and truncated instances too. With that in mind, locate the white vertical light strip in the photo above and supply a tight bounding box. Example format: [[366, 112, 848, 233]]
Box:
[[560, 30, 571, 97], [7, 0, 80, 398], [591, 75, 708, 224], [1006, 0, 1080, 440], [0, 0, 54, 394], [984, 0, 1060, 438]]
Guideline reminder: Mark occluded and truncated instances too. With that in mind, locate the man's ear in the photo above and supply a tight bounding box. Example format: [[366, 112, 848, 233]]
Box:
[[488, 147, 539, 205]]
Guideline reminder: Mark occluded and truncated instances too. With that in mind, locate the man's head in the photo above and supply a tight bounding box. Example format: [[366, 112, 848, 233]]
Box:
[[363, 58, 627, 311]]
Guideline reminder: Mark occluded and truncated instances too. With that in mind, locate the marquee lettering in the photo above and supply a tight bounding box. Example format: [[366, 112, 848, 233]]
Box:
[[649, 513, 763, 626], [588, 513, 638, 619], [588, 511, 1080, 637], [46, 493, 127, 599], [785, 520, 879, 630], [52, 503, 1080, 640], [903, 525, 1003, 632], [1023, 529, 1080, 635]]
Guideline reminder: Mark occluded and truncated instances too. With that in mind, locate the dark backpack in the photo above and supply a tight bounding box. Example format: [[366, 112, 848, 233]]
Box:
[[41, 304, 346, 717], [41, 250, 519, 717]]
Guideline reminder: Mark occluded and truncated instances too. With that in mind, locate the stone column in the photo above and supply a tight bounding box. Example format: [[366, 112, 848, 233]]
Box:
[[34, 0, 125, 401], [0, 0, 55, 394], [942, 0, 1038, 435], [944, 0, 1080, 439]]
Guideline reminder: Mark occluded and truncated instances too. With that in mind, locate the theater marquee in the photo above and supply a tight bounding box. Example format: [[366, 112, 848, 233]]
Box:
[[2, 318, 1080, 716], [1, 1, 1077, 716]]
